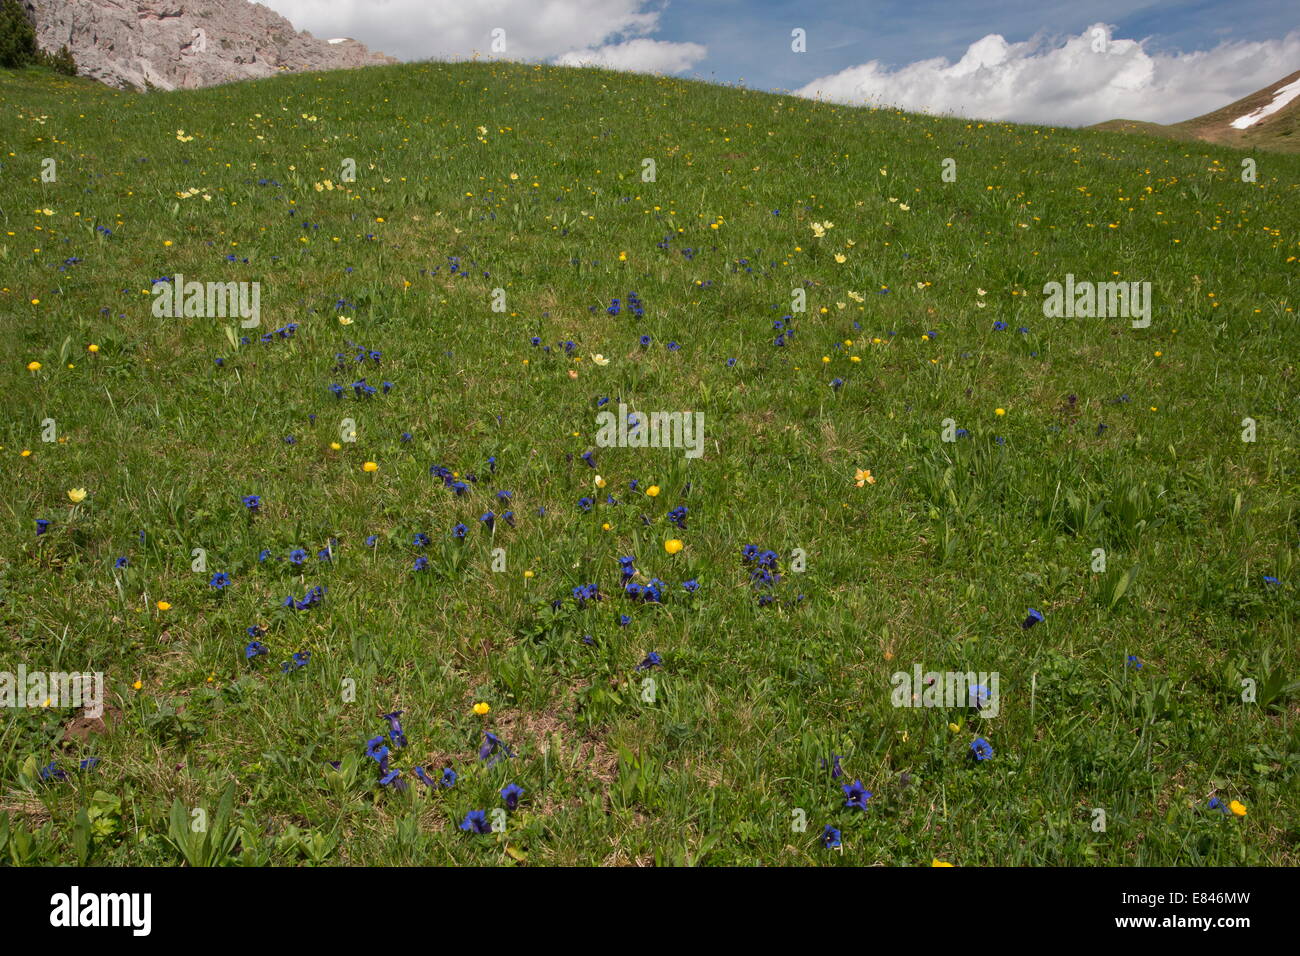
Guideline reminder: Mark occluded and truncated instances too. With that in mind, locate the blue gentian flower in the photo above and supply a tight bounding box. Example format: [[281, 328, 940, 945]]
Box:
[[821, 825, 841, 849], [970, 737, 994, 761], [1022, 608, 1044, 629], [382, 711, 407, 747], [209, 572, 231, 589], [842, 780, 872, 811], [500, 783, 524, 811], [459, 810, 492, 834], [479, 731, 515, 767], [635, 651, 662, 671], [441, 767, 457, 788]]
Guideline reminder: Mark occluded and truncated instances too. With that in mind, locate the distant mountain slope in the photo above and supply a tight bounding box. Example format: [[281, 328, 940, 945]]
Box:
[[24, 0, 395, 91], [1093, 69, 1300, 152]]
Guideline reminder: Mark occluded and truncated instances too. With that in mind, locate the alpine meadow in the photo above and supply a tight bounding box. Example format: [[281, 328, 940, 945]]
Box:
[[1, 52, 1298, 868]]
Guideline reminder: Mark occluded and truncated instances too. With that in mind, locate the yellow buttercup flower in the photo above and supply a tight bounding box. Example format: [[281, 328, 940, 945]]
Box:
[[156, 601, 171, 611], [67, 488, 87, 503], [362, 461, 378, 472], [646, 485, 660, 497], [1229, 800, 1247, 817], [27, 361, 41, 371], [664, 539, 683, 555], [330, 442, 342, 451], [87, 344, 99, 353], [132, 680, 143, 691], [472, 701, 490, 716], [995, 408, 1006, 416], [523, 570, 534, 579], [931, 859, 954, 867]]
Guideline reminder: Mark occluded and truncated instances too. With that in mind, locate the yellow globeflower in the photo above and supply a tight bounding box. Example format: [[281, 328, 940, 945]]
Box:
[[646, 485, 660, 497], [664, 539, 683, 555], [67, 488, 87, 503], [362, 461, 378, 472], [472, 701, 490, 716]]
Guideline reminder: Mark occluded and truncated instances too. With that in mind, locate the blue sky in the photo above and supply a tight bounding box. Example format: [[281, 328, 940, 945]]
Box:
[[648, 0, 1298, 91], [261, 0, 1300, 125]]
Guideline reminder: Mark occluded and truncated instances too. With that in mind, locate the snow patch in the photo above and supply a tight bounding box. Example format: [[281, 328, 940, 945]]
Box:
[[1230, 76, 1300, 129]]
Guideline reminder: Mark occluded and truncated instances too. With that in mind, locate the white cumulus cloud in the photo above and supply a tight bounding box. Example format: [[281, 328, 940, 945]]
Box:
[[795, 24, 1300, 126], [258, 0, 704, 71], [554, 38, 707, 73]]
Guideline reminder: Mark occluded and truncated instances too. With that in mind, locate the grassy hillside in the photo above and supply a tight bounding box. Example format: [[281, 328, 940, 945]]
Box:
[[1094, 69, 1300, 153], [1, 60, 1298, 866]]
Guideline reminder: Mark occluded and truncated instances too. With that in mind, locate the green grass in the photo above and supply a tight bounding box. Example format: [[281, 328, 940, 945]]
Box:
[[1, 59, 1298, 867]]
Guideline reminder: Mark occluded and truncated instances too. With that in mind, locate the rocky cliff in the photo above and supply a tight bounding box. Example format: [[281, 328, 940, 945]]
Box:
[[25, 0, 395, 90]]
